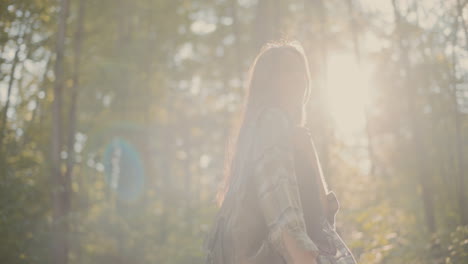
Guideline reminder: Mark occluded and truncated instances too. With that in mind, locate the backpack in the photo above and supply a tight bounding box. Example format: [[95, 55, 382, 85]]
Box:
[[202, 123, 340, 264]]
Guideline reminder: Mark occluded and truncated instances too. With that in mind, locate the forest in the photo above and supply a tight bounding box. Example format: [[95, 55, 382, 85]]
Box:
[[0, 0, 467, 263]]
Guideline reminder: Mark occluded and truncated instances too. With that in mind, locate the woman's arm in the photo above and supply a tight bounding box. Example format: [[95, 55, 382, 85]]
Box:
[[252, 107, 320, 264], [282, 231, 319, 264]]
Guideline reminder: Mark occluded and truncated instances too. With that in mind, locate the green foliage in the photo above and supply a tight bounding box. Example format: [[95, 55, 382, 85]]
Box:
[[429, 225, 468, 264], [1, 0, 467, 263]]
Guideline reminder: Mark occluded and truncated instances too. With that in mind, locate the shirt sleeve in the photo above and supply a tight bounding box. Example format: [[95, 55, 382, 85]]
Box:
[[251, 107, 320, 263]]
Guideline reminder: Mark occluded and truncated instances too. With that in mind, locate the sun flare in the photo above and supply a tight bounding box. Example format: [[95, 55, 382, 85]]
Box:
[[325, 53, 372, 138]]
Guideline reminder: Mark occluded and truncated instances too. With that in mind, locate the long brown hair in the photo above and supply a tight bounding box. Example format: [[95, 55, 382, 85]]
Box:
[[216, 40, 313, 206]]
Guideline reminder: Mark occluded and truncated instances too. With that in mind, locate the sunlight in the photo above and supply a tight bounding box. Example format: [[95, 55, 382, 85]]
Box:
[[325, 53, 372, 138]]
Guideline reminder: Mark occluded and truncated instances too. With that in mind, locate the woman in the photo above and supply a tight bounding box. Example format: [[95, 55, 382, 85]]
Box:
[[204, 40, 357, 264]]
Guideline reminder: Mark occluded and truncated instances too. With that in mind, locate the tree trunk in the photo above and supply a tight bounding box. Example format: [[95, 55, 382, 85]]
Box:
[[230, 0, 243, 88], [64, 0, 85, 259], [51, 0, 70, 263], [65, 0, 85, 188], [391, 0, 436, 234], [449, 10, 468, 226], [456, 0, 468, 50]]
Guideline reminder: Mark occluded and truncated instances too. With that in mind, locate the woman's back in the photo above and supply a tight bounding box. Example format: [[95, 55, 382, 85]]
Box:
[[204, 106, 357, 264]]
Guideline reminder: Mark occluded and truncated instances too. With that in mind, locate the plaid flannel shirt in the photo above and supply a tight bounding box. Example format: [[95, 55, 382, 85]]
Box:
[[251, 107, 357, 264]]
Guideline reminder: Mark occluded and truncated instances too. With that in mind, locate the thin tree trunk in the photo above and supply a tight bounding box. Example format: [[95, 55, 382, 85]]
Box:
[[51, 0, 70, 263], [230, 0, 243, 88], [63, 0, 85, 259], [449, 12, 468, 225], [65, 0, 85, 188], [456, 0, 468, 50], [158, 94, 176, 244], [391, 0, 436, 233]]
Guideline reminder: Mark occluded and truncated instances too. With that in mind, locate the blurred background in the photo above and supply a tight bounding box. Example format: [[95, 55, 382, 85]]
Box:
[[1, 0, 467, 263]]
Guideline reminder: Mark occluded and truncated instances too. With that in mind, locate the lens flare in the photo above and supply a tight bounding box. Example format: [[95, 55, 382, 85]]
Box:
[[103, 137, 145, 203]]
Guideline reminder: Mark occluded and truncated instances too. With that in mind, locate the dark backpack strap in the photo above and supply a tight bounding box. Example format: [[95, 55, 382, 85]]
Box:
[[293, 125, 339, 256]]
